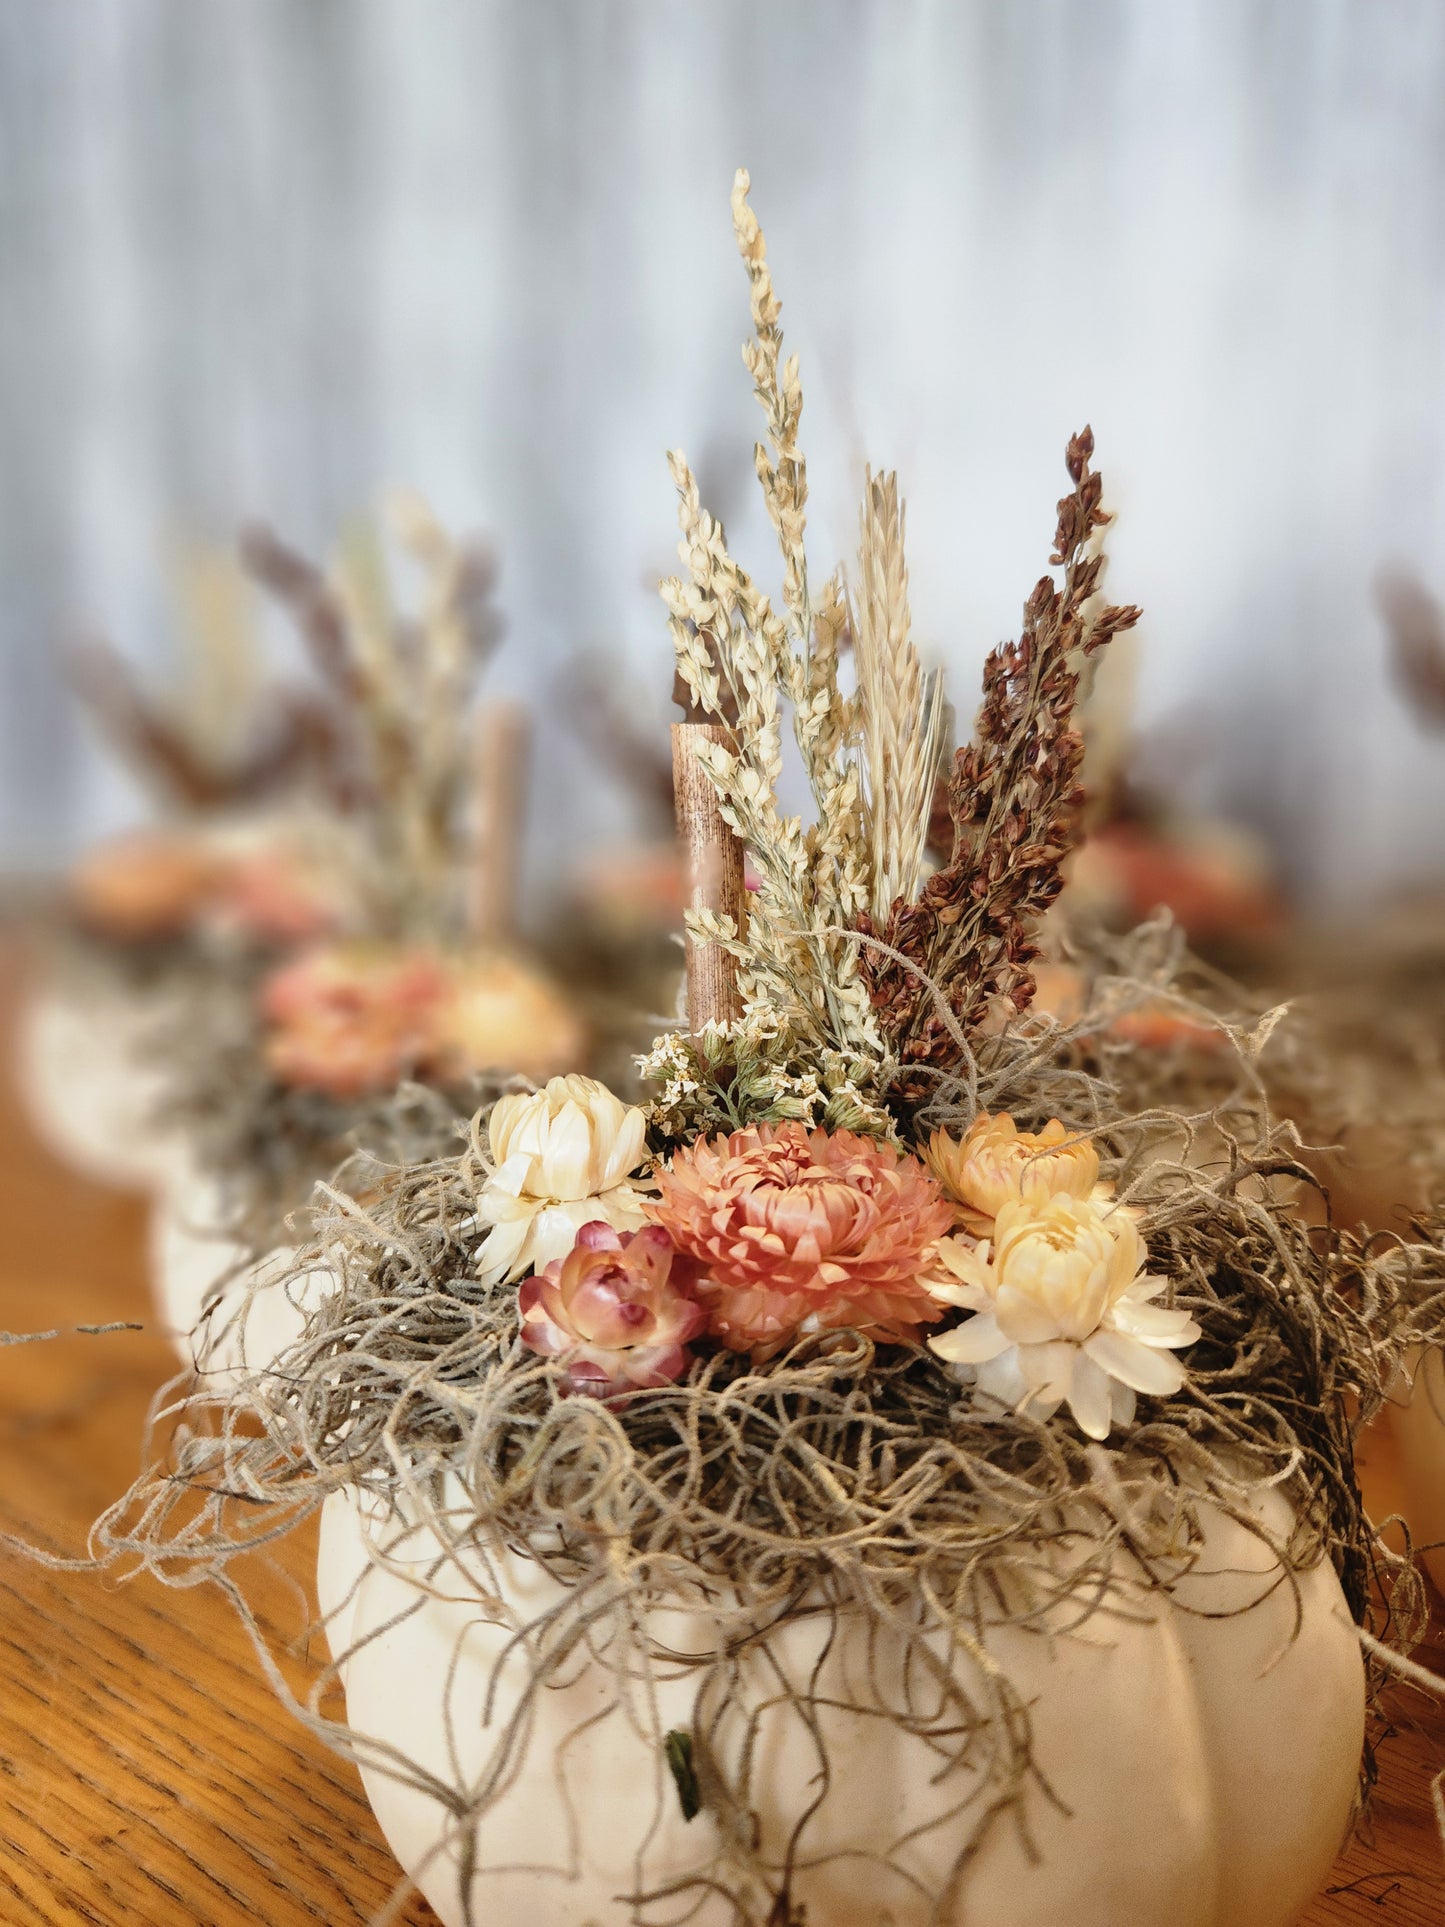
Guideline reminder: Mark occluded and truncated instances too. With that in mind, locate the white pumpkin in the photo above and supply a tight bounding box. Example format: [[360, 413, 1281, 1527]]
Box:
[[17, 974, 182, 1192], [1384, 1346, 1445, 1593], [316, 1472, 1364, 1927], [150, 1164, 330, 1377]]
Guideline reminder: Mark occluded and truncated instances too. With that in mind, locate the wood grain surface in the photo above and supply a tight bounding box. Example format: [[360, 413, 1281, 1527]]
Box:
[[0, 932, 1439, 1924], [0, 938, 438, 1927]]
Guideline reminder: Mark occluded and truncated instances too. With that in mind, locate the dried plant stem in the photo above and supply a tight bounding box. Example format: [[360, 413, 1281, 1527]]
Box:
[[470, 699, 531, 944], [1376, 565, 1445, 728], [241, 508, 504, 942], [673, 722, 747, 1032]]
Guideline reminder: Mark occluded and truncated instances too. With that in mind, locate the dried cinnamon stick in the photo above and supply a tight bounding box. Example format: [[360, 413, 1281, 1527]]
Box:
[[671, 721, 746, 1033], [472, 699, 531, 944]]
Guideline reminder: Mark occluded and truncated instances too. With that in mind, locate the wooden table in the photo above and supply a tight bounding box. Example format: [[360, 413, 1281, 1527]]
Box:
[[0, 941, 437, 1926], [0, 935, 1439, 1924]]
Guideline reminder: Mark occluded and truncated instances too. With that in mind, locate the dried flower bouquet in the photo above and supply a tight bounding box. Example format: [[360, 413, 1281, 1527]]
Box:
[[94, 175, 1445, 1927], [137, 500, 584, 1368]]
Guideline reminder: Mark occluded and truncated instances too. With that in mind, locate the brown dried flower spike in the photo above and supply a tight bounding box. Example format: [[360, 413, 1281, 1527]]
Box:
[[858, 429, 1140, 1095]]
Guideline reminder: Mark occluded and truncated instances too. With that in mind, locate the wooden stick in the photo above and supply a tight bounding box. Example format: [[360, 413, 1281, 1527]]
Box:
[[472, 699, 531, 944], [672, 721, 747, 1033]]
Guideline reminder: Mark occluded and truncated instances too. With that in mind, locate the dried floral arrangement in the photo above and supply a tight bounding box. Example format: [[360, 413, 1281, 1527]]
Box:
[[154, 497, 585, 1251], [23, 540, 374, 1192], [1241, 566, 1445, 1232], [89, 175, 1445, 1926]]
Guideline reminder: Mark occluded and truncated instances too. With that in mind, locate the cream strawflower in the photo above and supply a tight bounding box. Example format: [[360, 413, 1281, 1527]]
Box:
[[926, 1194, 1199, 1440], [925, 1113, 1113, 1235], [475, 1075, 653, 1285]]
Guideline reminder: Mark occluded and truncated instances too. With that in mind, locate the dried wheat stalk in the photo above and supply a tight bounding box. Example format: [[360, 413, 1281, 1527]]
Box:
[[849, 468, 944, 920], [662, 170, 877, 1101]]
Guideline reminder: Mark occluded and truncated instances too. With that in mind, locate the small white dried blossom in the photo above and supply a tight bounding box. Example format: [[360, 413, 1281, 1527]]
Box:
[[474, 1076, 654, 1285]]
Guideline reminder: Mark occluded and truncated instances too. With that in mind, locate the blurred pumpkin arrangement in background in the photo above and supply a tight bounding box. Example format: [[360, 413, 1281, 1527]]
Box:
[[19, 497, 589, 1374]]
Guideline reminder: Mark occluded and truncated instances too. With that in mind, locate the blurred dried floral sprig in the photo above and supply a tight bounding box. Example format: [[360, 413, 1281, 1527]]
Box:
[[240, 496, 504, 942], [72, 496, 504, 945]]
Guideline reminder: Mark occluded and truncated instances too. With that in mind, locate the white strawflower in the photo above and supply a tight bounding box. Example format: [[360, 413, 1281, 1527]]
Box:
[[475, 1075, 652, 1285], [927, 1194, 1199, 1440]]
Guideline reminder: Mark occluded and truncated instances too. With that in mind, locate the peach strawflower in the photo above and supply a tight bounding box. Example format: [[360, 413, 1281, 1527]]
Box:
[[1030, 965, 1227, 1056], [432, 955, 587, 1085], [1030, 962, 1087, 1027], [926, 1194, 1199, 1440], [925, 1112, 1112, 1236], [261, 942, 450, 1099], [518, 1221, 703, 1396], [649, 1122, 954, 1358], [1107, 1003, 1227, 1053], [70, 832, 223, 942], [262, 946, 590, 1103]]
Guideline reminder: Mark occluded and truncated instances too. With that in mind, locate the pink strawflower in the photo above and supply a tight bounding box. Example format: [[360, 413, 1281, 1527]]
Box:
[[518, 1221, 704, 1396], [649, 1123, 954, 1359], [260, 942, 450, 1098], [218, 847, 341, 944]]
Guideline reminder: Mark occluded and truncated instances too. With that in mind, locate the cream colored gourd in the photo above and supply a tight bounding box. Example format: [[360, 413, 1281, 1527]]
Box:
[[18, 976, 181, 1192], [317, 1475, 1364, 1927], [150, 1164, 329, 1377], [1386, 1347, 1445, 1593]]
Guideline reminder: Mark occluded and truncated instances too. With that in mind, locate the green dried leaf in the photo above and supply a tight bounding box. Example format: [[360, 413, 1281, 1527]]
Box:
[[664, 1728, 701, 1822]]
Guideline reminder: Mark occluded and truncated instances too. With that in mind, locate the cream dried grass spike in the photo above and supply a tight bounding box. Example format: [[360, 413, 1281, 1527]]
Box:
[[850, 468, 945, 920], [333, 512, 440, 925], [731, 167, 858, 820], [662, 172, 880, 1072], [732, 166, 809, 643], [167, 539, 264, 772], [332, 495, 498, 940], [386, 488, 475, 685], [334, 516, 398, 692], [387, 488, 484, 898]]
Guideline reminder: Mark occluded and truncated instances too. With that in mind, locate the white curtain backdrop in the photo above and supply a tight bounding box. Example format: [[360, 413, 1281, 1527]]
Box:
[[3, 0, 1445, 909]]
